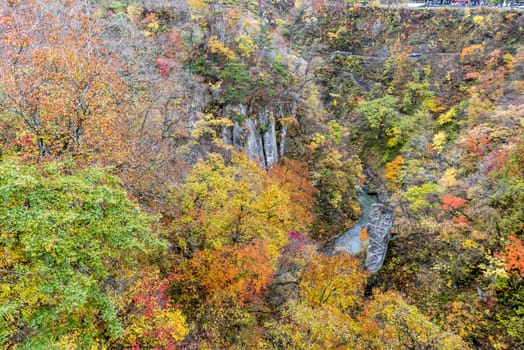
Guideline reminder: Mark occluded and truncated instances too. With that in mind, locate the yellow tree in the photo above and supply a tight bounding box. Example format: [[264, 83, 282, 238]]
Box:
[[266, 254, 367, 348], [300, 254, 366, 311], [266, 254, 466, 349], [385, 155, 405, 191], [360, 291, 467, 349], [170, 152, 297, 259]]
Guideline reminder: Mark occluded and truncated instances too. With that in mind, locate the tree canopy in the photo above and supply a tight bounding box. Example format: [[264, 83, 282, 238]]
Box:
[[0, 160, 168, 348]]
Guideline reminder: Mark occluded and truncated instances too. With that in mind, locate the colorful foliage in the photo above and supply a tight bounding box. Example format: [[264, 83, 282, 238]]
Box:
[[0, 160, 165, 348], [496, 235, 524, 278], [441, 194, 468, 211], [268, 159, 316, 229], [360, 292, 466, 349], [300, 254, 366, 310], [177, 241, 273, 307], [385, 155, 405, 190], [0, 1, 129, 163], [125, 273, 188, 349], [0, 2, 522, 349]]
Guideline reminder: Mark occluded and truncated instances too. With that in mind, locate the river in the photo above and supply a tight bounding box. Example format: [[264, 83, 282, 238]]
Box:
[[332, 188, 378, 255]]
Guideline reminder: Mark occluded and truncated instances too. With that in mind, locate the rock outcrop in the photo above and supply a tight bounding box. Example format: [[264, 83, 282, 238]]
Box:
[[259, 109, 278, 168], [365, 203, 394, 272], [222, 104, 280, 168], [244, 118, 265, 165]]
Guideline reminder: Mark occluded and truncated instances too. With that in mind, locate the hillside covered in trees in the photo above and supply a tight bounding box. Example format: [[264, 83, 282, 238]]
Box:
[[0, 0, 523, 348]]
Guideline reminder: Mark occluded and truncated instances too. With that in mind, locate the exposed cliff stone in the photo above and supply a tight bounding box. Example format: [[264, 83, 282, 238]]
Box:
[[279, 102, 294, 159], [259, 109, 278, 168], [280, 124, 287, 158], [232, 120, 242, 148], [365, 203, 394, 272], [244, 118, 264, 165], [222, 125, 232, 147], [222, 104, 282, 168]]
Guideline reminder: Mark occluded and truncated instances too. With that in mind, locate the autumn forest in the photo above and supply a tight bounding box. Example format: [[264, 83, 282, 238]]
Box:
[[0, 0, 523, 349]]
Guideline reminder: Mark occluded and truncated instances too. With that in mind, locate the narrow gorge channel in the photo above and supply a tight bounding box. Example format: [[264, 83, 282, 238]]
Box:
[[330, 180, 395, 273], [332, 187, 378, 255]]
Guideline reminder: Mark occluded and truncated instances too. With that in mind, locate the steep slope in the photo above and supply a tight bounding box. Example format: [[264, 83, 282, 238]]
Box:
[[1, 0, 522, 348], [290, 6, 523, 349], [101, 3, 523, 347]]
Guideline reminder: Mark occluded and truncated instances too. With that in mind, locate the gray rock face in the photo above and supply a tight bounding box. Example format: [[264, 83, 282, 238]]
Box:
[[259, 109, 278, 168], [245, 118, 264, 165], [365, 204, 394, 272], [232, 120, 242, 149], [222, 125, 232, 146], [225, 104, 247, 150], [280, 124, 287, 158], [222, 104, 281, 168]]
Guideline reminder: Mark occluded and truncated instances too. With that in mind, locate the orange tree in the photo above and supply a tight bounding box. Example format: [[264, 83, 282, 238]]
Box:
[[0, 0, 128, 163], [168, 152, 314, 346]]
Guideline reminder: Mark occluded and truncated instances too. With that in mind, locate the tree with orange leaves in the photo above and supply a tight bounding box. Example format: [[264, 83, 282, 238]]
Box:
[[268, 158, 316, 230], [496, 235, 524, 278], [174, 241, 273, 308], [0, 0, 128, 164], [169, 240, 275, 347]]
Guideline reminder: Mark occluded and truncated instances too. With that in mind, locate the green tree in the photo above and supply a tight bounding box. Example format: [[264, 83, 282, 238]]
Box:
[[356, 96, 401, 142], [404, 182, 441, 214], [0, 160, 166, 348], [308, 121, 363, 241], [218, 62, 254, 104]]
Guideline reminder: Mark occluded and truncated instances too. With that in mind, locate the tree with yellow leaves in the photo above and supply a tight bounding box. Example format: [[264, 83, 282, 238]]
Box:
[[385, 155, 405, 191], [170, 152, 303, 259]]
